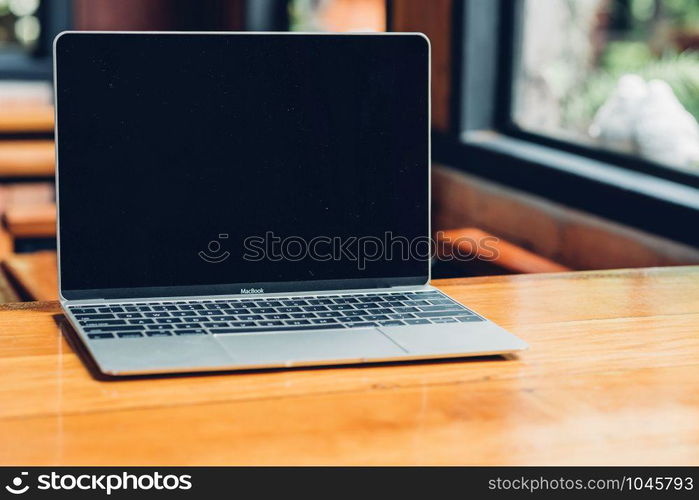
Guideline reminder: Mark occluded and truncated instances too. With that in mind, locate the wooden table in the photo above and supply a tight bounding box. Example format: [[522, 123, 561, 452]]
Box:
[[1, 266, 698, 465]]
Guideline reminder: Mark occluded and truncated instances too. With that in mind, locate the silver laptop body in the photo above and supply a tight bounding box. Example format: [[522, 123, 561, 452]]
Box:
[[54, 31, 527, 376]]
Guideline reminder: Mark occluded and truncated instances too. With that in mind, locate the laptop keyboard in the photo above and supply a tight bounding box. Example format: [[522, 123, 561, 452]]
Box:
[[67, 290, 484, 340]]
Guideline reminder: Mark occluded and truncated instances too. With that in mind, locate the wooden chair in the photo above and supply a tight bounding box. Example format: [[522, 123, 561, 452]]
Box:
[[0, 185, 55, 257], [1, 250, 58, 301], [3, 202, 57, 240], [436, 227, 570, 275]]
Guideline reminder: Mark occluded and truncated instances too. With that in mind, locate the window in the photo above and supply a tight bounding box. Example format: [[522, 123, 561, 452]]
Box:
[[289, 0, 386, 32], [512, 0, 699, 174], [0, 0, 42, 53]]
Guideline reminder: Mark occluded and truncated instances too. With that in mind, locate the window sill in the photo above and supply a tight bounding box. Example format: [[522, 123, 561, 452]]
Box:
[[432, 130, 699, 247]]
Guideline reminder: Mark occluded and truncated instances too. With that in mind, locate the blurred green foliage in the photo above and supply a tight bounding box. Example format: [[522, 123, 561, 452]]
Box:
[[562, 0, 699, 131], [563, 47, 699, 130]]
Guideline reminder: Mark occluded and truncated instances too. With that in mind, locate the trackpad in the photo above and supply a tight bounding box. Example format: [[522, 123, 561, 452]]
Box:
[[215, 328, 405, 365]]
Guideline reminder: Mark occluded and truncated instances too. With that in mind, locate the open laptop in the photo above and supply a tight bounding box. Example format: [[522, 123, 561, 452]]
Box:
[[54, 32, 527, 376]]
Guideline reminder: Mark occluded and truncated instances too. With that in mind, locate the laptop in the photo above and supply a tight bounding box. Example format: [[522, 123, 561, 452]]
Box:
[[54, 32, 527, 376]]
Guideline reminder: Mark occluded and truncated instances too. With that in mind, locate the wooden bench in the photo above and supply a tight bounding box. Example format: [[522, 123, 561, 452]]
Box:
[[1, 250, 58, 301], [0, 140, 55, 178], [0, 106, 54, 134]]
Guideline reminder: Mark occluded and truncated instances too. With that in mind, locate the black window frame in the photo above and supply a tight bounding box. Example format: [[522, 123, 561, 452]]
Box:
[[433, 0, 699, 247]]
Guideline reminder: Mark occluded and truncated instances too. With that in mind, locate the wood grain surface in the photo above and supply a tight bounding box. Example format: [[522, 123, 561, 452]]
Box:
[[0, 266, 697, 465]]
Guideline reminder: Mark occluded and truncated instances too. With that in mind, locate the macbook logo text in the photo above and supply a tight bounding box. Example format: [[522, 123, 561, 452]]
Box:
[[240, 288, 264, 294]]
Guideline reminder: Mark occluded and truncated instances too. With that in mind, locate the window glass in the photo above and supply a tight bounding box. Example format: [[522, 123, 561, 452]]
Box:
[[513, 0, 699, 172], [290, 0, 386, 32], [0, 0, 42, 52]]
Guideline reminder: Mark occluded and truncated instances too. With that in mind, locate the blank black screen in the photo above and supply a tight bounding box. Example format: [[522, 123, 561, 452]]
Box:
[[56, 33, 429, 296]]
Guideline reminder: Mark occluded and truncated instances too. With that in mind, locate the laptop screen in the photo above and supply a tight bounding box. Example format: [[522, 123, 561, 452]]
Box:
[[55, 33, 429, 299]]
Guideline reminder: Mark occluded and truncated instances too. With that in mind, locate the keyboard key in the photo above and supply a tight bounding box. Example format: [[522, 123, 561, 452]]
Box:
[[282, 300, 308, 306], [373, 308, 393, 314], [332, 297, 358, 304], [328, 304, 353, 311], [155, 317, 182, 324], [186, 317, 211, 324], [75, 313, 115, 320], [364, 314, 389, 321], [238, 314, 263, 321], [117, 332, 144, 338], [343, 310, 368, 317], [71, 308, 97, 315], [418, 305, 463, 312], [205, 303, 227, 310], [413, 291, 444, 298], [417, 310, 469, 318], [129, 319, 155, 325], [404, 318, 431, 325], [410, 300, 431, 306], [428, 299, 454, 306], [304, 305, 329, 312], [357, 297, 380, 303], [207, 322, 229, 328], [79, 319, 127, 326], [431, 317, 459, 323], [228, 321, 257, 328], [354, 303, 379, 309], [307, 298, 333, 305], [290, 312, 316, 319], [116, 312, 143, 319], [144, 312, 171, 318], [457, 316, 484, 322], [384, 301, 404, 307], [346, 322, 378, 328], [392, 306, 419, 313], [87, 333, 114, 339], [170, 310, 197, 317], [311, 318, 338, 325], [249, 307, 275, 314], [198, 310, 225, 316], [278, 306, 302, 313], [85, 325, 145, 332], [316, 311, 343, 318], [285, 319, 311, 326], [258, 320, 284, 327], [390, 295, 410, 301], [146, 331, 172, 337], [389, 313, 415, 319], [256, 301, 283, 308], [378, 320, 404, 326], [176, 329, 207, 335], [177, 304, 201, 310], [212, 324, 341, 334], [223, 308, 250, 315], [147, 324, 174, 330], [263, 313, 290, 320]]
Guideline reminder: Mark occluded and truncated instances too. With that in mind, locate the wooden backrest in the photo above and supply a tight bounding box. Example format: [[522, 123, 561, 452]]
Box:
[[437, 227, 571, 274]]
